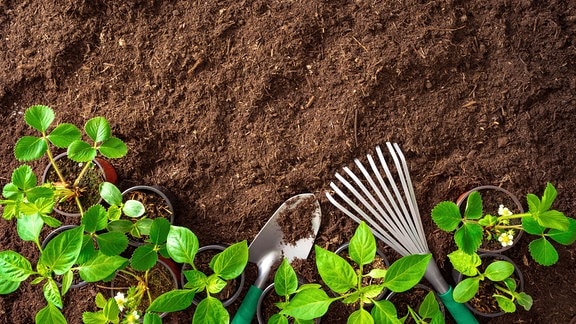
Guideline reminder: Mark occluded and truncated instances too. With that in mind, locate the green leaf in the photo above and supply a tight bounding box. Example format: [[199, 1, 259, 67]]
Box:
[[419, 291, 441, 319], [484, 261, 514, 281], [67, 140, 97, 162], [540, 183, 557, 212], [77, 235, 96, 265], [82, 204, 108, 233], [0, 278, 20, 294], [147, 289, 196, 313], [275, 258, 298, 297], [366, 268, 387, 279], [349, 221, 377, 266], [123, 200, 145, 217], [281, 287, 333, 320], [537, 210, 569, 231], [384, 253, 431, 293], [494, 295, 516, 313], [85, 116, 111, 143], [99, 137, 128, 158], [348, 308, 374, 324], [192, 296, 229, 324], [82, 311, 109, 324], [183, 269, 207, 292], [47, 123, 82, 148], [150, 218, 171, 245], [522, 217, 545, 235], [25, 105, 54, 132], [131, 244, 158, 271], [17, 214, 44, 243], [96, 231, 128, 256], [166, 226, 199, 265], [107, 205, 122, 221], [0, 250, 34, 282], [548, 218, 576, 245], [107, 219, 133, 233], [516, 292, 533, 311], [371, 300, 401, 324], [315, 245, 356, 294], [14, 136, 48, 161], [95, 292, 107, 308], [39, 225, 84, 275], [43, 278, 63, 308], [61, 270, 73, 296], [99, 182, 123, 206], [35, 303, 67, 324], [143, 312, 162, 324], [206, 274, 227, 294], [210, 240, 249, 280], [3, 182, 22, 200], [431, 201, 462, 231], [526, 193, 540, 214], [453, 277, 480, 303], [27, 187, 55, 204], [454, 223, 483, 254], [135, 218, 153, 236], [41, 215, 62, 229], [529, 237, 558, 266], [78, 253, 127, 282], [11, 165, 37, 190], [464, 191, 483, 220], [103, 295, 120, 321], [447, 250, 481, 277]]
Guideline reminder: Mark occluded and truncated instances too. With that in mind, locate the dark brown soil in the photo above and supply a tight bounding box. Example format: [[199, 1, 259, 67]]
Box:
[[1, 1, 575, 323]]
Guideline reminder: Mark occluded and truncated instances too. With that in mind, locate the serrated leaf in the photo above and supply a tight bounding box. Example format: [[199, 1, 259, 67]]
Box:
[[25, 105, 54, 132], [464, 191, 483, 220], [522, 216, 545, 235], [315, 245, 356, 294], [78, 253, 127, 282], [82, 311, 109, 324], [548, 218, 576, 245], [454, 223, 483, 254], [0, 250, 34, 282], [166, 226, 199, 265], [67, 140, 97, 162], [11, 165, 37, 190], [47, 123, 82, 148], [130, 244, 158, 271], [103, 297, 120, 322], [150, 218, 171, 245], [96, 231, 128, 256], [3, 183, 21, 200], [36, 303, 67, 324], [537, 210, 569, 231], [99, 137, 128, 159], [14, 136, 48, 161], [99, 182, 122, 206], [95, 292, 107, 308], [82, 204, 108, 233], [384, 253, 431, 293], [39, 225, 84, 275], [349, 221, 377, 266], [431, 201, 462, 231], [484, 261, 514, 281], [526, 193, 540, 214], [107, 219, 133, 233], [274, 258, 298, 297], [147, 289, 196, 313], [85, 116, 111, 143], [448, 250, 480, 276], [529, 237, 558, 266], [540, 183, 557, 212], [210, 240, 249, 280], [122, 200, 145, 217]]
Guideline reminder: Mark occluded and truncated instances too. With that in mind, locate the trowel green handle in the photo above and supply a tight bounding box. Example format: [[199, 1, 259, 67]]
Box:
[[231, 285, 263, 324], [438, 286, 478, 324]]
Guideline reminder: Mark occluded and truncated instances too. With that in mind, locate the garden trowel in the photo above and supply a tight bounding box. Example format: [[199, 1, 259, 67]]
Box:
[[231, 193, 322, 324]]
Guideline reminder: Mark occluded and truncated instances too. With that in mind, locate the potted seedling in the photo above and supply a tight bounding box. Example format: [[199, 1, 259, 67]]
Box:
[[145, 225, 249, 323], [432, 183, 576, 265], [279, 222, 434, 323], [10, 105, 127, 217], [450, 251, 532, 317], [385, 284, 445, 323]]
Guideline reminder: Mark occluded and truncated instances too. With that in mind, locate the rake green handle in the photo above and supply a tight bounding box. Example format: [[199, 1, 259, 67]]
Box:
[[438, 286, 479, 324], [231, 285, 263, 324]]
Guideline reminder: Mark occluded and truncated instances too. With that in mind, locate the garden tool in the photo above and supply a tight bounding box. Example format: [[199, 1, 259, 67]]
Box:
[[231, 193, 322, 324], [326, 142, 478, 324]]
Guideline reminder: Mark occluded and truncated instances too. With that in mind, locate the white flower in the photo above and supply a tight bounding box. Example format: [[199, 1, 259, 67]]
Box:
[[126, 310, 140, 324], [498, 204, 513, 217], [498, 231, 514, 247], [114, 292, 127, 312]]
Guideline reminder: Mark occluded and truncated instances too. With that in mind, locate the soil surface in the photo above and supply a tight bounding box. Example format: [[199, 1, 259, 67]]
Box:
[[1, 1, 576, 323]]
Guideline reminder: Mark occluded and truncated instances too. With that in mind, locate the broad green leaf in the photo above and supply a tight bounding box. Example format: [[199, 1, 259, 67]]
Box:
[[384, 253, 431, 293], [17, 214, 43, 243], [494, 295, 516, 313], [537, 210, 569, 231], [484, 261, 514, 281], [82, 311, 109, 324], [19, 197, 55, 218], [529, 237, 558, 266], [41, 215, 62, 229], [419, 291, 441, 319], [349, 221, 376, 266], [96, 231, 128, 256], [183, 269, 207, 292], [43, 278, 63, 308], [447, 250, 481, 276], [1, 202, 17, 220], [516, 292, 533, 311], [0, 250, 34, 282], [143, 312, 162, 324], [166, 226, 199, 265], [464, 191, 483, 220], [315, 245, 356, 294], [431, 201, 462, 231], [548, 218, 576, 245], [366, 268, 387, 279], [78, 253, 127, 282], [268, 314, 290, 324], [502, 277, 517, 292], [540, 183, 557, 212], [130, 244, 158, 271], [61, 270, 73, 296], [371, 299, 401, 324], [95, 292, 108, 308], [67, 140, 97, 162], [82, 204, 108, 233], [35, 303, 67, 324], [150, 218, 171, 245], [3, 182, 21, 199], [25, 105, 54, 132], [136, 218, 153, 236], [85, 116, 111, 143], [454, 223, 483, 254], [39, 225, 84, 275], [47, 123, 82, 148], [192, 296, 229, 324], [206, 274, 227, 294], [103, 296, 120, 321], [14, 136, 48, 161], [281, 288, 333, 320], [210, 240, 248, 280], [0, 278, 20, 294], [453, 277, 480, 303], [99, 182, 122, 206], [123, 200, 145, 217], [275, 258, 298, 297], [99, 137, 128, 158], [78, 234, 97, 265], [348, 308, 373, 324], [11, 165, 37, 190], [107, 219, 133, 233], [522, 216, 545, 235], [26, 187, 54, 203], [148, 289, 196, 313], [526, 193, 540, 214]]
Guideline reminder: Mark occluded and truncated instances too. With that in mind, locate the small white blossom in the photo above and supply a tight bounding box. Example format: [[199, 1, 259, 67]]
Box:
[[114, 292, 127, 312], [498, 204, 513, 217], [498, 231, 514, 247], [126, 310, 140, 324]]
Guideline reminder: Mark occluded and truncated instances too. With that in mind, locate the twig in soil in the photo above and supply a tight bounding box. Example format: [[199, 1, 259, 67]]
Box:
[[188, 57, 204, 75], [305, 96, 315, 109], [352, 36, 368, 52]]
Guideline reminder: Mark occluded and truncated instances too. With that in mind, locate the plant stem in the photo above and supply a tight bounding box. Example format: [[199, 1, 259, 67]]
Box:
[[72, 160, 93, 188], [44, 143, 66, 184]]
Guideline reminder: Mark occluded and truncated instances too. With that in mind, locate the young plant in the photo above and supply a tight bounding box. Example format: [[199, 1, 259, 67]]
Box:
[[432, 183, 576, 265], [146, 226, 249, 323], [403, 290, 444, 324], [12, 104, 128, 216], [449, 250, 533, 314], [279, 221, 433, 323]]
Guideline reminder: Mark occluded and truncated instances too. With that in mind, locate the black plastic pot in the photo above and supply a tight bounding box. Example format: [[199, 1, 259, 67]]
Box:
[[180, 244, 245, 307], [385, 283, 445, 322], [41, 225, 87, 289], [456, 185, 524, 253]]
